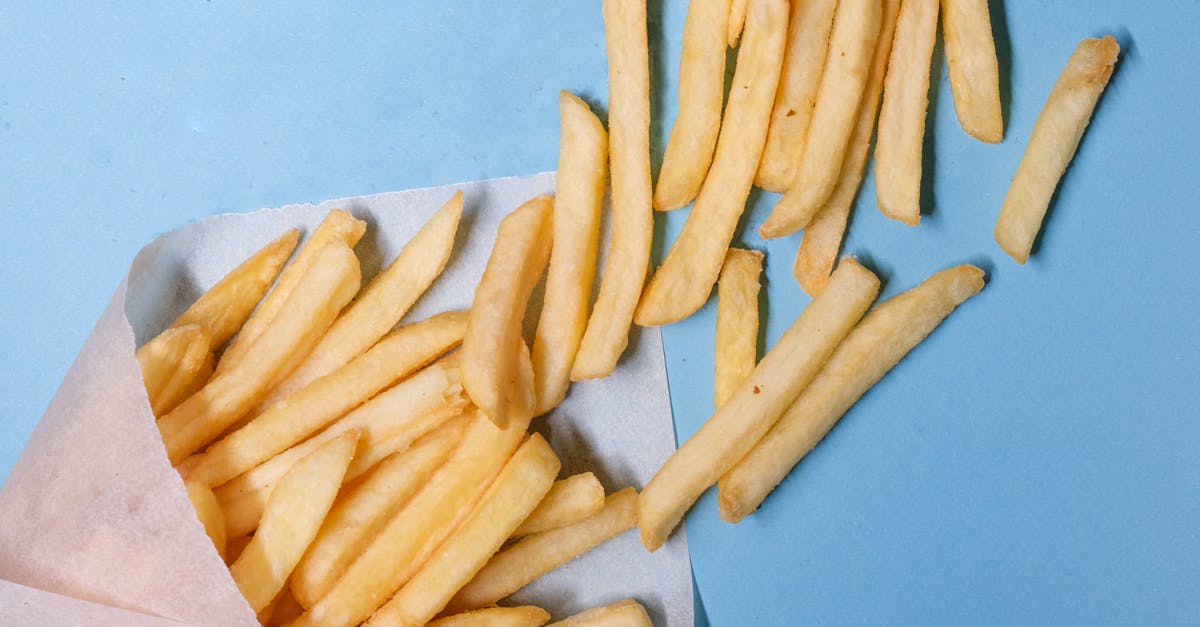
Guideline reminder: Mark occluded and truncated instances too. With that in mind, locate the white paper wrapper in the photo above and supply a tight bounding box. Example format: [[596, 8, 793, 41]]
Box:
[[0, 172, 692, 625]]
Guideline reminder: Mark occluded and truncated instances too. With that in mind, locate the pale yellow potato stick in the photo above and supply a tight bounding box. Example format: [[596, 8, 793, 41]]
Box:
[[512, 472, 606, 537], [167, 229, 298, 349], [136, 323, 212, 416], [727, 0, 747, 47], [875, 0, 939, 225], [638, 260, 879, 550], [720, 265, 985, 521], [290, 418, 468, 609], [571, 0, 653, 380], [158, 348, 214, 418], [184, 480, 226, 561], [759, 0, 882, 239], [448, 488, 638, 613], [633, 0, 788, 327], [218, 209, 367, 374], [229, 431, 357, 613], [462, 196, 552, 428], [942, 0, 1003, 143], [428, 606, 551, 627], [157, 242, 360, 464], [367, 435, 561, 626], [653, 0, 730, 211], [995, 36, 1119, 264], [714, 248, 763, 408], [258, 192, 463, 410], [292, 408, 534, 627], [795, 0, 903, 296], [532, 93, 607, 415], [546, 599, 652, 627], [185, 311, 467, 487], [755, 0, 839, 192]]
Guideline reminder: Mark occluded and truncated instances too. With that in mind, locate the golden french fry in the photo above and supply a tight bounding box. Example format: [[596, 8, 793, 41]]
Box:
[[759, 0, 882, 239], [633, 0, 788, 327], [136, 324, 213, 416], [755, 0, 839, 192], [428, 606, 552, 627], [995, 36, 1119, 264], [513, 472, 606, 537], [229, 431, 356, 613], [638, 260, 879, 550], [653, 0, 730, 211], [571, 0, 653, 380], [186, 311, 467, 487], [367, 435, 561, 626], [259, 192, 463, 410], [874, 0, 939, 225], [942, 0, 1003, 143], [184, 480, 226, 561], [720, 265, 986, 521], [727, 0, 747, 47], [290, 417, 468, 609], [448, 487, 638, 612], [795, 0, 903, 296], [157, 241, 360, 464], [715, 249, 762, 408], [218, 210, 367, 374], [547, 599, 652, 627]]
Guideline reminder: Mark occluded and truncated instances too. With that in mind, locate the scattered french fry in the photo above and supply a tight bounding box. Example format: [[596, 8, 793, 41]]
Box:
[[633, 0, 788, 327], [184, 480, 226, 561], [995, 36, 1119, 264], [727, 0, 747, 47], [714, 248, 762, 408], [942, 0, 1004, 143], [136, 323, 213, 416], [546, 599, 652, 627], [428, 606, 552, 627], [513, 472, 606, 537], [720, 265, 986, 521]]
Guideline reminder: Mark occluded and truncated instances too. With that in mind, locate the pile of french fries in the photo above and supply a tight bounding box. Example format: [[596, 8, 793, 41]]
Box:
[[132, 0, 1121, 624]]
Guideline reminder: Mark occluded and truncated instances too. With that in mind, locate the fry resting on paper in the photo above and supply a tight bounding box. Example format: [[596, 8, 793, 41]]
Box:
[[941, 0, 1003, 143], [546, 599, 653, 627], [428, 606, 552, 627], [136, 324, 213, 416], [513, 472, 606, 537], [715, 249, 762, 408]]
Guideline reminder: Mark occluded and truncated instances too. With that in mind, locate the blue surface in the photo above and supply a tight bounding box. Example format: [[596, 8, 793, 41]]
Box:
[[0, 2, 1196, 625]]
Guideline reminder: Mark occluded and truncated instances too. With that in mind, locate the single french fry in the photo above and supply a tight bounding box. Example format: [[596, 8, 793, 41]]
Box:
[[136, 324, 212, 416], [874, 0, 939, 225], [157, 242, 360, 464], [290, 417, 468, 609], [720, 265, 986, 521], [995, 36, 1119, 264], [571, 0, 653, 380], [185, 311, 467, 487], [633, 0, 788, 327], [547, 599, 652, 627], [715, 249, 763, 408], [942, 0, 1003, 143], [795, 0, 903, 296], [727, 0, 747, 47], [759, 0, 882, 239], [653, 0, 730, 211], [367, 435, 561, 626], [218, 210, 367, 374], [428, 606, 551, 627], [513, 472, 606, 537], [229, 431, 357, 613], [258, 192, 463, 410], [754, 0, 839, 192], [184, 480, 226, 561], [448, 488, 638, 613], [638, 260, 879, 550]]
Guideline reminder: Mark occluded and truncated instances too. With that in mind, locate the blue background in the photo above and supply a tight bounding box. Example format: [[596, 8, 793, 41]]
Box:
[[1, 1, 1196, 625]]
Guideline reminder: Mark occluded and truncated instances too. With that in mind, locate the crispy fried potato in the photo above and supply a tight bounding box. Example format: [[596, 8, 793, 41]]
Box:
[[942, 0, 1003, 143], [513, 472, 606, 537], [727, 0, 748, 47], [546, 599, 652, 627], [137, 324, 213, 416], [428, 606, 551, 627], [184, 480, 226, 561], [715, 249, 763, 408]]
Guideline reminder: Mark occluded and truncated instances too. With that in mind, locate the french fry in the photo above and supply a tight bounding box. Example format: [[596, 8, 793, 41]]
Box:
[[719, 265, 986, 521], [942, 0, 1003, 143], [754, 0, 839, 192], [714, 249, 762, 408], [293, 408, 535, 627], [228, 431, 357, 613], [653, 0, 730, 211], [546, 599, 652, 627], [638, 260, 879, 550], [727, 0, 747, 47], [794, 0, 903, 296], [184, 480, 226, 561], [185, 311, 467, 487], [290, 418, 468, 609], [633, 0, 788, 327], [463, 196, 552, 428], [759, 0, 882, 239], [571, 0, 653, 379], [995, 36, 1119, 264], [428, 606, 552, 627], [366, 435, 561, 626], [533, 93, 607, 415], [157, 241, 360, 464], [218, 210, 367, 374], [513, 472, 606, 537], [874, 0, 939, 225], [136, 323, 213, 416]]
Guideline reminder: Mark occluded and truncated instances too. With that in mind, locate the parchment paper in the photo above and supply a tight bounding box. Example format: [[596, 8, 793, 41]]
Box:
[[0, 172, 692, 626]]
